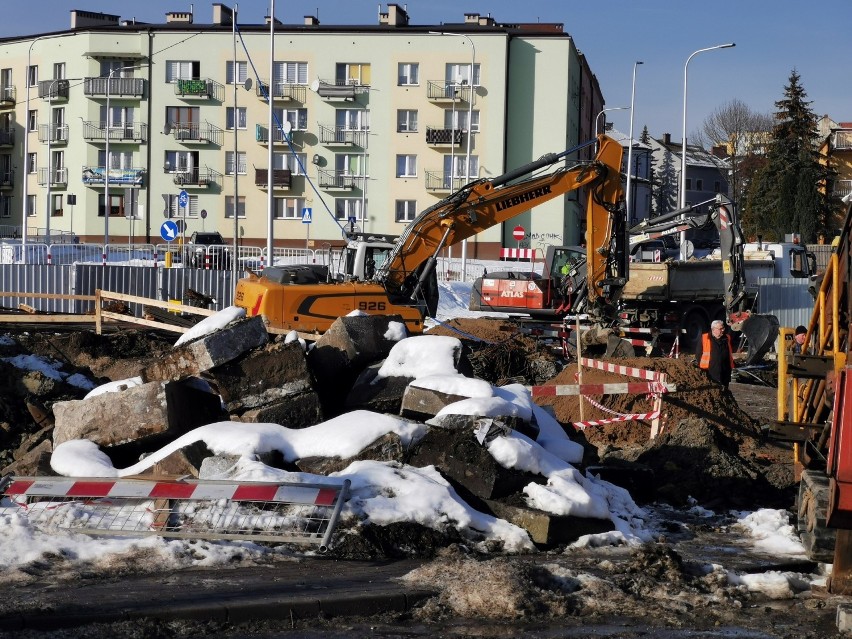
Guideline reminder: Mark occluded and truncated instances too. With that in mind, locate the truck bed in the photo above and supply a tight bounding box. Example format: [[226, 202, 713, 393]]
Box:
[[623, 259, 774, 301]]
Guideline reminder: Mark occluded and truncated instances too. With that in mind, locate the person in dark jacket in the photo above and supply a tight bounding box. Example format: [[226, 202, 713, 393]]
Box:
[[696, 319, 735, 389]]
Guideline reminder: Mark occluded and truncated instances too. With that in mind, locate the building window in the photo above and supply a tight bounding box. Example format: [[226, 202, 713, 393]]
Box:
[[225, 196, 246, 219], [27, 65, 38, 87], [696, 179, 703, 191], [395, 200, 417, 223], [26, 195, 36, 217], [396, 155, 417, 178], [274, 152, 307, 175], [98, 193, 125, 218], [51, 194, 63, 217], [445, 109, 480, 133], [273, 108, 308, 131], [445, 63, 480, 87], [165, 61, 200, 82], [335, 63, 371, 86], [226, 107, 247, 130], [273, 197, 305, 220], [53, 62, 65, 80], [166, 193, 198, 218], [0, 196, 10, 218], [335, 198, 365, 221], [226, 61, 247, 85], [274, 61, 309, 85], [685, 178, 692, 190], [225, 151, 247, 175], [27, 153, 37, 174], [28, 110, 37, 132], [336, 154, 367, 177], [398, 63, 419, 86], [335, 109, 369, 131], [443, 154, 478, 180], [397, 110, 417, 133], [714, 181, 721, 193]]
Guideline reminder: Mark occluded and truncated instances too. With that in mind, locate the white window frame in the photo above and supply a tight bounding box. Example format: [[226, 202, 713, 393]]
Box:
[[397, 109, 417, 133], [167, 193, 199, 218], [51, 193, 63, 217], [98, 150, 133, 170], [396, 154, 417, 178], [273, 152, 307, 175], [27, 153, 37, 174], [335, 109, 369, 131], [335, 198, 365, 221], [395, 200, 417, 223], [226, 107, 247, 130], [26, 195, 36, 217], [335, 154, 367, 177], [336, 63, 370, 86], [225, 151, 247, 175], [443, 154, 478, 180], [273, 197, 306, 220], [274, 62, 309, 85], [27, 65, 38, 88], [444, 109, 480, 133], [398, 63, 419, 86], [225, 195, 246, 219], [273, 107, 308, 131], [226, 61, 247, 85], [165, 61, 199, 83]]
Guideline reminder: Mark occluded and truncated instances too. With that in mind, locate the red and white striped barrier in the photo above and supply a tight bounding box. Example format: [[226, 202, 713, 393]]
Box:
[[499, 248, 536, 260], [579, 357, 666, 381], [5, 477, 341, 506], [571, 410, 661, 431], [531, 381, 674, 397]]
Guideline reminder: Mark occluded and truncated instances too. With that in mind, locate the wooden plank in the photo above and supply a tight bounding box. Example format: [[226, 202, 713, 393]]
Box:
[[17, 304, 36, 314], [97, 290, 217, 317], [0, 314, 100, 324], [0, 292, 95, 301], [100, 311, 188, 334]]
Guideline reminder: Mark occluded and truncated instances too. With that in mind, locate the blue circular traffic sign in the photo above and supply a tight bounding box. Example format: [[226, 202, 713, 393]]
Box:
[[160, 220, 180, 242], [178, 190, 189, 208]]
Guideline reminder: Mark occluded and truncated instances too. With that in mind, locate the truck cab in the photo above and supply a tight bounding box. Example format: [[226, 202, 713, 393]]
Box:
[[742, 241, 815, 279]]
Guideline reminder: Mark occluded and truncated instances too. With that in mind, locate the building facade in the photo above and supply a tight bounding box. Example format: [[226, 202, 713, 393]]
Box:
[[0, 4, 604, 258]]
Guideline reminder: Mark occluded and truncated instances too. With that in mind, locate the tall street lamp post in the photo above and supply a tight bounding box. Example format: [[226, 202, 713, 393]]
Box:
[[594, 106, 629, 139], [625, 62, 643, 227]]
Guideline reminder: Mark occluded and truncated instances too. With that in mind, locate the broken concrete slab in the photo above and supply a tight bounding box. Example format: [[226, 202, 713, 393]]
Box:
[[344, 363, 413, 415], [0, 439, 53, 477], [295, 432, 406, 475], [485, 499, 613, 546], [52, 379, 224, 448], [198, 450, 286, 479], [206, 340, 313, 412], [400, 384, 471, 422], [142, 316, 268, 383], [235, 392, 323, 429]]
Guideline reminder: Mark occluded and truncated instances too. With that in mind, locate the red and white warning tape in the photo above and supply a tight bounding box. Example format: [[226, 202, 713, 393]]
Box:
[[5, 477, 341, 506], [578, 357, 666, 381], [531, 381, 673, 397], [571, 410, 661, 431]]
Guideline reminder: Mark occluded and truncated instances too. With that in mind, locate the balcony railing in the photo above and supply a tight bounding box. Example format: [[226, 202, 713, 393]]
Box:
[[0, 170, 13, 188], [173, 78, 224, 101], [38, 79, 70, 101], [83, 77, 145, 98], [255, 124, 300, 144], [425, 127, 463, 146], [0, 129, 13, 147], [425, 171, 472, 192], [313, 79, 368, 100], [317, 169, 361, 190], [0, 85, 16, 107], [256, 81, 307, 102], [82, 121, 148, 143], [254, 168, 292, 189], [37, 167, 68, 186], [169, 122, 223, 146], [318, 124, 368, 147], [171, 167, 221, 188], [426, 81, 475, 103], [81, 166, 145, 186], [834, 131, 852, 151], [38, 123, 69, 144], [833, 179, 852, 200]]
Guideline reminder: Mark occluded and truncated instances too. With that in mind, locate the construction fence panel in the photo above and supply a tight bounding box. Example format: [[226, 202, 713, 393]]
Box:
[[47, 243, 104, 265], [73, 265, 160, 315], [0, 475, 350, 549], [756, 277, 815, 330], [0, 264, 76, 312], [160, 267, 234, 309]]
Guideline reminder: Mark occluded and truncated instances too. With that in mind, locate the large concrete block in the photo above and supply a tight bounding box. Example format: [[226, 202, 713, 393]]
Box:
[[344, 363, 413, 415], [485, 499, 613, 547], [1, 439, 53, 477], [236, 392, 323, 429], [206, 341, 312, 412], [142, 316, 268, 382], [400, 385, 469, 421], [296, 432, 406, 475]]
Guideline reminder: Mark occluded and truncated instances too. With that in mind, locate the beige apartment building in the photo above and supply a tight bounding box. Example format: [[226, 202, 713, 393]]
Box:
[[0, 4, 603, 258]]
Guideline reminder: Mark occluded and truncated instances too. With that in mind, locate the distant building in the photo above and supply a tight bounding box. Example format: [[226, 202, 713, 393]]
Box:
[[0, 4, 604, 256], [606, 127, 651, 226]]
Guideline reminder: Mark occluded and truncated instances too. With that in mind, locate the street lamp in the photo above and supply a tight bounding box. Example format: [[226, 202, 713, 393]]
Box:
[[679, 43, 735, 210], [625, 62, 643, 226], [594, 106, 629, 138], [104, 64, 139, 255]]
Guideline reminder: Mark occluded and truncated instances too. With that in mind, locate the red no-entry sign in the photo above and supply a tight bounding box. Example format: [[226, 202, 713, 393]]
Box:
[[513, 225, 525, 241]]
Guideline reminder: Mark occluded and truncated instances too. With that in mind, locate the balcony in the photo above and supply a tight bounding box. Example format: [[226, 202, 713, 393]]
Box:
[[833, 179, 852, 200], [38, 79, 70, 101], [173, 78, 224, 101], [254, 168, 292, 189], [37, 167, 68, 187], [84, 77, 145, 98], [171, 167, 221, 188], [425, 127, 463, 146], [0, 170, 13, 189], [81, 166, 145, 187], [256, 81, 307, 102], [834, 131, 852, 151], [0, 85, 15, 108], [426, 81, 475, 104], [313, 79, 368, 101], [82, 121, 148, 143], [317, 169, 361, 191], [0, 129, 13, 148], [318, 124, 367, 147], [38, 123, 69, 144], [168, 122, 223, 146], [425, 171, 471, 192]]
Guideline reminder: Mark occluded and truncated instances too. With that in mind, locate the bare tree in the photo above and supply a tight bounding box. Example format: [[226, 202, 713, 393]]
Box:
[[699, 99, 773, 211]]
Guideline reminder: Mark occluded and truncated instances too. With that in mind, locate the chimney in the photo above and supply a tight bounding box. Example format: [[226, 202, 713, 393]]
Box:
[[265, 15, 284, 26], [464, 13, 480, 24], [379, 4, 410, 26], [212, 3, 233, 26], [663, 133, 671, 146], [166, 11, 194, 24], [304, 15, 320, 26], [70, 9, 121, 28]]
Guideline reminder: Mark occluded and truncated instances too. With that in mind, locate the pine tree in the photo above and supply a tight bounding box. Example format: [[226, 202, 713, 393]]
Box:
[[745, 70, 833, 242], [653, 147, 678, 215]]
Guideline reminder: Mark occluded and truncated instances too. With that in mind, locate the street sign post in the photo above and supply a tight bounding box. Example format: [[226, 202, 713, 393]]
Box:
[[513, 225, 525, 245], [178, 190, 188, 245], [160, 220, 179, 242], [302, 207, 312, 250]]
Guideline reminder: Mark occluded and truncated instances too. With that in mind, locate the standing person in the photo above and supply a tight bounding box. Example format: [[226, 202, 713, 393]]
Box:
[[792, 325, 807, 354], [697, 319, 735, 389]]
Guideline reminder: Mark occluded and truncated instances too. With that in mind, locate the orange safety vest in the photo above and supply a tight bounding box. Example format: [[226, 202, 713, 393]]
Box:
[[699, 333, 734, 369]]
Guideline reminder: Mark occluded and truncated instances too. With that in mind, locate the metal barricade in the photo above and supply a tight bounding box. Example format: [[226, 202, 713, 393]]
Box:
[[1, 475, 350, 550]]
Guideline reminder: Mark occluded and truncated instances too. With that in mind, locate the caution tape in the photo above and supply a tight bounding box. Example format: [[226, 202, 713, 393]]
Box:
[[578, 357, 666, 381], [571, 410, 661, 431], [531, 381, 674, 397]]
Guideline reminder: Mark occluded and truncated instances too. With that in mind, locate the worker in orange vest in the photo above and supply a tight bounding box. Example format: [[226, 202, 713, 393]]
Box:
[[697, 319, 735, 389]]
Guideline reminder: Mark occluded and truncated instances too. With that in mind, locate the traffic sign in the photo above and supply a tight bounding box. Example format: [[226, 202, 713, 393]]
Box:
[[160, 220, 180, 242], [513, 225, 525, 241], [302, 207, 312, 224], [200, 209, 207, 219], [178, 190, 189, 208]]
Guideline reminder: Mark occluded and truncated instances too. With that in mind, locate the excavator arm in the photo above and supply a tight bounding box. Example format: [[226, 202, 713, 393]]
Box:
[[379, 134, 625, 314]]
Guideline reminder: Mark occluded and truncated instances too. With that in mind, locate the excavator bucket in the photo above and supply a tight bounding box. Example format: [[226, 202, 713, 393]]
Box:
[[740, 314, 780, 365]]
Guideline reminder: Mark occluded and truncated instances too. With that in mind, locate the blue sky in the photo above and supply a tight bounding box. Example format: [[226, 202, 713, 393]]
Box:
[[3, 1, 849, 142]]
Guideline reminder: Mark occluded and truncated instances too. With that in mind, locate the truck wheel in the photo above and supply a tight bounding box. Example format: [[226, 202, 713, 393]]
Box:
[[681, 307, 709, 353]]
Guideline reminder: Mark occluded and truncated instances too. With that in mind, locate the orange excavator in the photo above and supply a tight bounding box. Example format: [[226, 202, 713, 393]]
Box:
[[235, 134, 627, 334]]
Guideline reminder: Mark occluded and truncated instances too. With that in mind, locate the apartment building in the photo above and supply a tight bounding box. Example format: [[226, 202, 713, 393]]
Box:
[[0, 4, 603, 258]]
